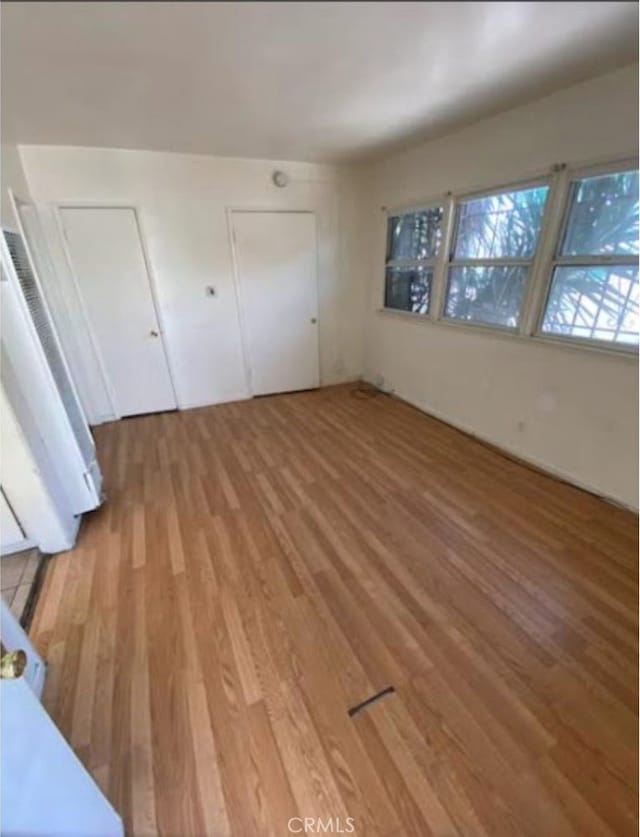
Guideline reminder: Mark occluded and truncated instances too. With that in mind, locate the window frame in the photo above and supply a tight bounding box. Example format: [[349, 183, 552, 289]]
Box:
[[532, 159, 639, 353], [439, 177, 552, 332], [382, 200, 449, 317], [378, 156, 639, 358]]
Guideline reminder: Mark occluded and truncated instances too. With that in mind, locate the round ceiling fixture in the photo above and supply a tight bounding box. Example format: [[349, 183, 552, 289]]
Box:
[[272, 170, 289, 188]]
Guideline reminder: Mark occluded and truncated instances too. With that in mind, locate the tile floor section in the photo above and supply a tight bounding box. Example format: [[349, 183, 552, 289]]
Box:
[[1, 549, 41, 623]]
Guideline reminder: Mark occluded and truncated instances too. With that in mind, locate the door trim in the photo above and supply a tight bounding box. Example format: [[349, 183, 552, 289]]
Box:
[[55, 204, 178, 419], [227, 208, 320, 398]]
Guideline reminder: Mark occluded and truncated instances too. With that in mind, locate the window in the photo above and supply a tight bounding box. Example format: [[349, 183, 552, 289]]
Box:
[[540, 169, 639, 346], [384, 206, 444, 314], [444, 184, 550, 328], [379, 160, 638, 356]]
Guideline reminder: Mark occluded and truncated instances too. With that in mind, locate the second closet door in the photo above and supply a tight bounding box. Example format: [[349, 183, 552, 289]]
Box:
[[60, 207, 175, 418], [233, 211, 319, 396]]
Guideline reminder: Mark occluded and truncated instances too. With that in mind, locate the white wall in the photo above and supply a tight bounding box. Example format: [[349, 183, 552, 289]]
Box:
[[360, 65, 639, 509], [18, 147, 367, 421]]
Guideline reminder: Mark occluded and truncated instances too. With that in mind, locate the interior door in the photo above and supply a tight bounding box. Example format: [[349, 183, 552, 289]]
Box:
[[60, 207, 175, 417], [233, 211, 319, 396], [2, 674, 124, 836]]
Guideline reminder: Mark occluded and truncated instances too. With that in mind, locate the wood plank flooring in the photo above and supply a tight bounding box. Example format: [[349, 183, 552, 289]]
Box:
[[29, 385, 638, 836]]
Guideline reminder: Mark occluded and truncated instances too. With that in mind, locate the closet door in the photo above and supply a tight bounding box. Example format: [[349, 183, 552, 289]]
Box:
[[60, 208, 176, 417], [232, 211, 319, 396]]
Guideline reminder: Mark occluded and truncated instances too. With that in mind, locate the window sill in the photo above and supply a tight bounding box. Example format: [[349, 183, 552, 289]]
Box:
[[375, 308, 639, 361]]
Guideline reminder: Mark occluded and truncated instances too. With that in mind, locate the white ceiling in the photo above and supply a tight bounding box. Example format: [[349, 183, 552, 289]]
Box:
[[2, 1, 638, 163]]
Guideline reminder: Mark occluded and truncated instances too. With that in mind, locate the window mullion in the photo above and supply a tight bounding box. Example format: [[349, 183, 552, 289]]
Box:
[[613, 277, 635, 341], [449, 257, 533, 267], [519, 168, 570, 337], [431, 196, 455, 320], [551, 254, 638, 267], [385, 257, 436, 269]]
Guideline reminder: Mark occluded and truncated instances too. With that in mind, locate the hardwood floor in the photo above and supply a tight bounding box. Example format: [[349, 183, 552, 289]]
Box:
[[29, 385, 638, 836]]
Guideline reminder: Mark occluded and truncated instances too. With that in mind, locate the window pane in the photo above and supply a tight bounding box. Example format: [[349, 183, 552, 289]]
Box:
[[454, 185, 549, 259], [445, 265, 528, 327], [384, 265, 432, 314], [541, 265, 639, 345], [561, 170, 639, 257], [387, 208, 443, 261]]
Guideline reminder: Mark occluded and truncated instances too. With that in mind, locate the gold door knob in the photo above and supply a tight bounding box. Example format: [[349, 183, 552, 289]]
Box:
[[1, 649, 26, 679]]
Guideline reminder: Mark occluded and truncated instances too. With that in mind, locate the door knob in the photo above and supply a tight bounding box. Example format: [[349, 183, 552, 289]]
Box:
[[310, 317, 317, 324], [1, 649, 26, 679], [149, 329, 159, 337]]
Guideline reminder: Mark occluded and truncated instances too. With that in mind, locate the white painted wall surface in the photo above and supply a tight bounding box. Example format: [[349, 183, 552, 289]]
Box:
[[19, 147, 367, 421], [360, 65, 639, 509]]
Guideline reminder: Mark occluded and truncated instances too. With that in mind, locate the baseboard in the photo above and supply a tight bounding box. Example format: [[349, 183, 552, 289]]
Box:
[[177, 379, 365, 411], [177, 391, 252, 410]]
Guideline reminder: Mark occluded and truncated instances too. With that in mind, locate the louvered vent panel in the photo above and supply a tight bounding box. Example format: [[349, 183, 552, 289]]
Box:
[[3, 229, 95, 466]]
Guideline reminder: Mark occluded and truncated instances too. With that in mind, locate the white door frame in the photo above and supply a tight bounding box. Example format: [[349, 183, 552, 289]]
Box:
[[226, 207, 320, 397], [54, 204, 179, 419]]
